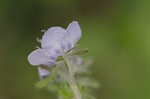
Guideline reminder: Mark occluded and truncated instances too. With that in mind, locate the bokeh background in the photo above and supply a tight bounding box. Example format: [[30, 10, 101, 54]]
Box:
[[0, 0, 150, 99]]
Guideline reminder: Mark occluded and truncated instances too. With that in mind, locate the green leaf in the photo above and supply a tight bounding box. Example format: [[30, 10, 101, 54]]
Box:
[[75, 57, 93, 74], [59, 88, 72, 98], [78, 78, 100, 89], [84, 94, 97, 99], [57, 83, 73, 99]]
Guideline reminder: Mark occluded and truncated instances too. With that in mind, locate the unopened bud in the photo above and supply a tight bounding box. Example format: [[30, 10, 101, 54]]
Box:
[[72, 48, 89, 55]]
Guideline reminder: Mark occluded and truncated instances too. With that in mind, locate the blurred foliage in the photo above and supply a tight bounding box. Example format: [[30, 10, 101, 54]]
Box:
[[35, 55, 99, 99], [0, 0, 150, 99]]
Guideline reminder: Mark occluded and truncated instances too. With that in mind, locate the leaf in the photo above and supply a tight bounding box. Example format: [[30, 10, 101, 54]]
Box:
[[84, 94, 97, 99], [57, 83, 73, 99], [78, 78, 100, 89], [74, 57, 93, 74], [59, 88, 72, 98], [79, 86, 97, 99], [47, 82, 73, 99]]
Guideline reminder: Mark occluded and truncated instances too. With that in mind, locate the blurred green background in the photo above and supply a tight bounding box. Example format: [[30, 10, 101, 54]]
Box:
[[0, 0, 150, 99]]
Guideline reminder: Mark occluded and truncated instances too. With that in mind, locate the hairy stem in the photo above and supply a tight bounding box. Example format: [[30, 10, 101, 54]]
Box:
[[63, 58, 82, 99]]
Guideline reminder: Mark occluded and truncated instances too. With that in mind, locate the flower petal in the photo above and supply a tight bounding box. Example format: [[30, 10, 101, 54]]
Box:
[[38, 67, 50, 80], [41, 27, 66, 48], [66, 21, 81, 45], [43, 46, 63, 61], [27, 49, 53, 66]]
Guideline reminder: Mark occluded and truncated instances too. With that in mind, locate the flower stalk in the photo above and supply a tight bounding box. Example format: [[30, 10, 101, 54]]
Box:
[[63, 58, 82, 99]]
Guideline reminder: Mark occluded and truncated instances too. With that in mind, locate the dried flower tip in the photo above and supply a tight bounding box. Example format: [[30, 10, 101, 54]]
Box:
[[36, 38, 41, 43], [35, 46, 40, 49], [41, 30, 46, 32]]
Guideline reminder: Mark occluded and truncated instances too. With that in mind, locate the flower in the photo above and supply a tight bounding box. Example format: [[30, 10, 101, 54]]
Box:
[[27, 21, 81, 79], [38, 67, 50, 79]]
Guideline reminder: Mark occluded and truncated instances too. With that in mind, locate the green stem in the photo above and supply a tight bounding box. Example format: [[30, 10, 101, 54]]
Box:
[[63, 58, 82, 99]]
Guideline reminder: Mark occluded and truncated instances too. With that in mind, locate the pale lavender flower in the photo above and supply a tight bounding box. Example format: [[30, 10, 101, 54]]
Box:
[[38, 67, 50, 79], [27, 21, 81, 79]]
